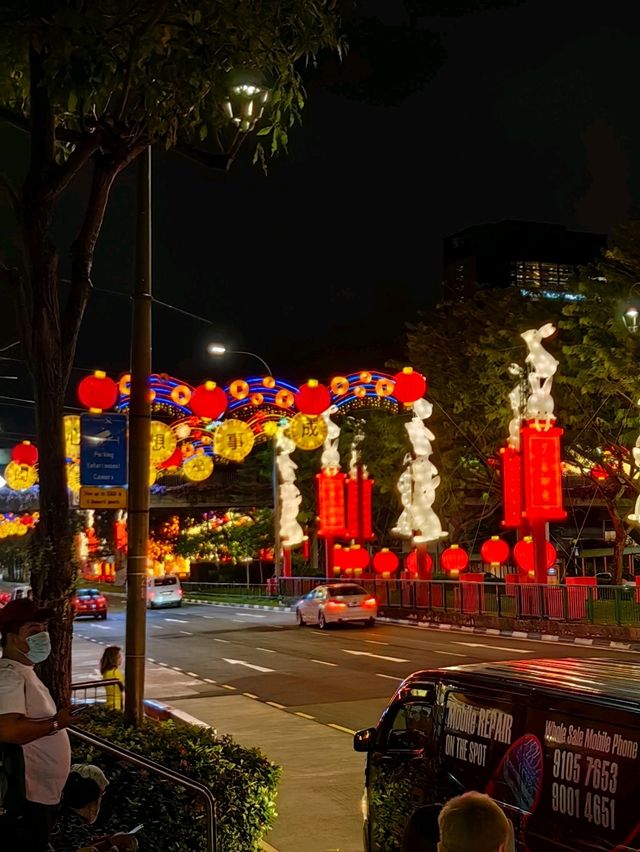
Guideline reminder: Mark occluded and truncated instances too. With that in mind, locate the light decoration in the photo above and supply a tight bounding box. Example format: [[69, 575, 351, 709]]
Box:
[[183, 454, 214, 482], [440, 544, 469, 578], [373, 548, 399, 576], [480, 536, 509, 567], [229, 379, 250, 401], [276, 431, 305, 546], [393, 396, 447, 545], [330, 376, 349, 396], [629, 409, 640, 524], [171, 385, 192, 407], [320, 407, 341, 470], [66, 462, 80, 493], [513, 535, 557, 579], [64, 415, 81, 460], [287, 412, 327, 451], [12, 441, 38, 466], [0, 512, 38, 537], [405, 549, 432, 575], [149, 421, 178, 464], [521, 424, 566, 521], [317, 470, 347, 537], [506, 362, 525, 450], [345, 423, 374, 541], [392, 367, 427, 406], [78, 370, 118, 413], [213, 419, 254, 461], [500, 445, 523, 528], [295, 379, 331, 416], [521, 323, 559, 425], [3, 461, 38, 491], [275, 389, 295, 409], [160, 447, 183, 470], [190, 381, 227, 419]]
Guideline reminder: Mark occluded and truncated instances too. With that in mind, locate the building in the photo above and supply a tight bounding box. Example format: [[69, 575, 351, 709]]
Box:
[[442, 220, 606, 301]]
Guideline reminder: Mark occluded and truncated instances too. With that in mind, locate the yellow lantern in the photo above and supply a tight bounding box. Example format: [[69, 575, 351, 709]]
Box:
[[354, 385, 367, 398], [4, 461, 38, 491], [330, 376, 349, 396], [183, 453, 214, 481], [229, 379, 249, 400], [287, 412, 328, 450], [213, 419, 255, 461], [66, 462, 80, 494], [0, 525, 8, 539], [375, 377, 394, 397], [170, 385, 192, 407], [359, 371, 372, 384], [150, 421, 177, 464], [275, 389, 294, 409], [64, 414, 81, 460], [263, 421, 280, 438]]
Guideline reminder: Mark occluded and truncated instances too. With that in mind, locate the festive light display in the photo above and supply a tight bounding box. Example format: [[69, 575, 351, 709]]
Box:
[[276, 431, 305, 546], [3, 461, 38, 491], [66, 462, 80, 494], [287, 413, 327, 451], [190, 381, 227, 419], [213, 419, 254, 461], [500, 445, 523, 528], [295, 379, 331, 416], [78, 370, 118, 412], [0, 511, 38, 538], [373, 548, 399, 576], [513, 535, 557, 578], [392, 367, 427, 405], [440, 544, 469, 577], [12, 441, 38, 466], [150, 421, 178, 464], [522, 323, 559, 424], [405, 549, 433, 574], [521, 424, 566, 521], [317, 470, 347, 537], [480, 536, 509, 566], [183, 454, 214, 482], [64, 415, 81, 460], [346, 476, 374, 541]]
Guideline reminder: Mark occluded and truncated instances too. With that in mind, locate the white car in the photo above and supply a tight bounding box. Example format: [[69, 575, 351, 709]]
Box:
[[146, 575, 183, 609], [296, 583, 377, 629]]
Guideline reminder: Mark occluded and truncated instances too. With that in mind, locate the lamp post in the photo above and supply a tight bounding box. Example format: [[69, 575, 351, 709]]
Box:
[[207, 344, 283, 577]]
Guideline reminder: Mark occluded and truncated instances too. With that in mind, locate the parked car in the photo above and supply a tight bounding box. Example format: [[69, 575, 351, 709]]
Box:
[[72, 588, 108, 620], [146, 574, 183, 609], [296, 583, 377, 629], [10, 585, 32, 601]]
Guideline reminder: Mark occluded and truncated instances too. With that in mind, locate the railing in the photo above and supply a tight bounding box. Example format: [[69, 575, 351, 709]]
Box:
[[71, 678, 123, 704], [68, 725, 218, 851]]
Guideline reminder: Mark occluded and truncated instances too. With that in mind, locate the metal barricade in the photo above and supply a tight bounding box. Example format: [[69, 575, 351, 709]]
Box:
[[71, 678, 123, 705]]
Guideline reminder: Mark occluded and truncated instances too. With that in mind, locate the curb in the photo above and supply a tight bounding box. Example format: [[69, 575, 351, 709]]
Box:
[[185, 598, 292, 613]]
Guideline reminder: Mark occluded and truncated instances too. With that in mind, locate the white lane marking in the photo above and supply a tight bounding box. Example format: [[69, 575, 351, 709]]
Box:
[[204, 678, 217, 684], [158, 662, 169, 667], [180, 631, 193, 636], [202, 615, 216, 619], [150, 624, 163, 629], [243, 692, 259, 699], [366, 640, 389, 645], [213, 638, 229, 643], [266, 701, 286, 709], [94, 625, 113, 630], [295, 712, 315, 720], [377, 673, 402, 681], [434, 650, 468, 658], [454, 642, 532, 654], [221, 684, 236, 690], [223, 658, 274, 673], [164, 618, 189, 624], [234, 613, 266, 618], [256, 647, 276, 653], [186, 671, 199, 677], [311, 659, 337, 667], [342, 649, 409, 663], [172, 666, 182, 671], [147, 658, 155, 662], [328, 723, 356, 735], [232, 619, 245, 623]]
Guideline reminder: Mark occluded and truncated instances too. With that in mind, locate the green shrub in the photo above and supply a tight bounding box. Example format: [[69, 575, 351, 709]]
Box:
[[71, 707, 281, 851]]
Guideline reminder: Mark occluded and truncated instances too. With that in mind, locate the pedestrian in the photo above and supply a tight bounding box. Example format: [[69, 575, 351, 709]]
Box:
[[0, 598, 84, 851], [99, 646, 124, 711], [402, 803, 442, 851], [437, 791, 513, 852], [49, 763, 138, 851]]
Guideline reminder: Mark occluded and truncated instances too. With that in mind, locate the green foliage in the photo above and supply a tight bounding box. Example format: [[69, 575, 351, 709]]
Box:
[[73, 707, 281, 852], [175, 508, 274, 562]]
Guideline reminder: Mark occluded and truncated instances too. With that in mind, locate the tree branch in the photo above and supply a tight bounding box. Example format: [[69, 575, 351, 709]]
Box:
[[0, 107, 30, 133], [46, 134, 103, 200], [117, 0, 170, 121], [27, 42, 55, 185], [173, 141, 232, 172]]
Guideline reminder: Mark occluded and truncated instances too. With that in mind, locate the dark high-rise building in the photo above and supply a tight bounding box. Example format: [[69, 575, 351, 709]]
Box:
[[442, 220, 606, 301]]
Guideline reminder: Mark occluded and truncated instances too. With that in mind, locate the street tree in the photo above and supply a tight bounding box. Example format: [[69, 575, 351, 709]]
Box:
[[0, 0, 343, 703]]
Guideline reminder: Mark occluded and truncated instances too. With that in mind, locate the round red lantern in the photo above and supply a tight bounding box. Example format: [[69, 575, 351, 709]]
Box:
[[513, 536, 557, 578], [20, 514, 34, 526], [590, 465, 609, 482], [295, 379, 331, 416], [12, 441, 38, 467], [405, 549, 433, 574], [78, 370, 118, 412], [348, 545, 370, 572], [392, 367, 427, 405], [440, 544, 469, 577], [190, 381, 228, 420], [480, 536, 510, 566], [373, 548, 399, 576]]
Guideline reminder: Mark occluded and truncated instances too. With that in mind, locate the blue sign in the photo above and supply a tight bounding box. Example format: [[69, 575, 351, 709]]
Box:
[[80, 414, 128, 487]]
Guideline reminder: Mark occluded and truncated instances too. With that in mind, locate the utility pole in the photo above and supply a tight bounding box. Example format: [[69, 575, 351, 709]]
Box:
[[125, 145, 152, 724]]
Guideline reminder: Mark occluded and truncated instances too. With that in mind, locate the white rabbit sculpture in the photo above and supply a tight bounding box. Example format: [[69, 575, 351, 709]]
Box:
[[521, 323, 558, 424]]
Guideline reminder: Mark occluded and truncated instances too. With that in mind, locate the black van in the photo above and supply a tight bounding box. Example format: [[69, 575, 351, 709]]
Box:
[[353, 658, 640, 851]]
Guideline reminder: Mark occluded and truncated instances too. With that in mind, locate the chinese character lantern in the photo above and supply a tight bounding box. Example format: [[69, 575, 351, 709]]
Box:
[[317, 470, 346, 537], [78, 370, 118, 412], [64, 415, 81, 460], [213, 420, 254, 461], [183, 453, 214, 482], [3, 461, 38, 491], [190, 381, 228, 419], [11, 441, 38, 466], [440, 544, 469, 578], [513, 536, 556, 579], [480, 536, 510, 566], [392, 367, 427, 404], [373, 549, 399, 576], [288, 413, 328, 450], [150, 421, 178, 464], [295, 379, 331, 415]]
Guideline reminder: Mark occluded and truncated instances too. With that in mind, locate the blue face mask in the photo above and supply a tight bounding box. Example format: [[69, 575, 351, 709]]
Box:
[[25, 631, 51, 664]]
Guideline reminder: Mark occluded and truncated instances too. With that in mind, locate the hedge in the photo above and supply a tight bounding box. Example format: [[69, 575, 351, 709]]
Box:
[[69, 707, 281, 851]]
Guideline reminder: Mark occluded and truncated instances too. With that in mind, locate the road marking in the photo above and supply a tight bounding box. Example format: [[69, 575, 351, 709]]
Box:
[[221, 684, 236, 690], [235, 613, 266, 618], [434, 650, 468, 658], [231, 619, 245, 623], [158, 662, 169, 667], [223, 658, 275, 673], [256, 647, 276, 653], [164, 618, 189, 624], [147, 658, 155, 663], [328, 723, 356, 735], [213, 638, 229, 643], [186, 671, 199, 677], [180, 631, 193, 636], [366, 640, 389, 645], [311, 659, 337, 667], [295, 712, 315, 720], [150, 624, 163, 629], [172, 666, 182, 671], [94, 625, 113, 630], [266, 701, 286, 710], [377, 673, 402, 681], [204, 678, 217, 684], [243, 692, 259, 699], [454, 642, 532, 654], [202, 615, 216, 619], [342, 649, 409, 663]]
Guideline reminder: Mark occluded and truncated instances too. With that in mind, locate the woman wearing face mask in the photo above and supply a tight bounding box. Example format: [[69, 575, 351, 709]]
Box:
[[0, 599, 85, 851], [49, 764, 138, 851]]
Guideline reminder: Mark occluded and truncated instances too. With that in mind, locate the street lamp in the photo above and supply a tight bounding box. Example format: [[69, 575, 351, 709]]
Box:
[[208, 343, 282, 577]]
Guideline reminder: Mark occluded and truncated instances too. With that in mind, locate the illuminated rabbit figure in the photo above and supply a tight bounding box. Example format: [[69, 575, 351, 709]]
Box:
[[628, 424, 640, 524], [276, 432, 304, 546], [521, 323, 559, 424], [507, 363, 524, 449], [320, 406, 341, 470]]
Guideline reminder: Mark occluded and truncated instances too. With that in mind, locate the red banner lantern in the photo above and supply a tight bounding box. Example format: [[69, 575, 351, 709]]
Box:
[[480, 536, 509, 566], [190, 381, 228, 420], [295, 379, 331, 415], [11, 441, 38, 467], [316, 470, 347, 537], [373, 548, 399, 576], [346, 476, 375, 541], [521, 424, 567, 521], [392, 367, 427, 404], [78, 370, 118, 412], [440, 545, 469, 578], [500, 445, 523, 528], [513, 536, 557, 578]]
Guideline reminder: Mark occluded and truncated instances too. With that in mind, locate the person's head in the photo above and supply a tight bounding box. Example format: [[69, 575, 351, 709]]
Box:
[[63, 764, 109, 824], [438, 792, 510, 852], [402, 804, 441, 851], [0, 598, 54, 666], [100, 644, 123, 674]]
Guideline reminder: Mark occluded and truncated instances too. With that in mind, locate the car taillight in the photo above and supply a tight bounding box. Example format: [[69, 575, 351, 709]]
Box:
[[326, 601, 347, 610], [177, 588, 183, 597], [363, 597, 377, 608], [96, 596, 106, 606]]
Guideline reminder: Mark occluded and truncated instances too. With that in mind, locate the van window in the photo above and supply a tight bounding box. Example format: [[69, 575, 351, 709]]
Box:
[[386, 701, 436, 752], [152, 576, 178, 587]]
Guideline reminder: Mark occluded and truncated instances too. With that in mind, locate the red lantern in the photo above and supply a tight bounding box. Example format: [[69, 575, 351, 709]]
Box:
[[332, 543, 344, 574], [500, 445, 523, 529], [317, 471, 347, 537], [346, 476, 375, 541], [521, 424, 566, 521], [295, 379, 331, 415], [392, 367, 427, 404], [440, 545, 469, 577], [513, 536, 556, 578], [159, 447, 183, 470], [405, 549, 433, 575], [78, 371, 118, 412], [590, 465, 609, 482], [480, 537, 509, 566], [20, 514, 34, 526], [190, 381, 228, 420], [12, 441, 38, 467], [373, 549, 399, 575], [346, 545, 370, 572]]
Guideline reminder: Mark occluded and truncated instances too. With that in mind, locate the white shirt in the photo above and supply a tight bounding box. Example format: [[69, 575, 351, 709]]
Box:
[[0, 658, 71, 805]]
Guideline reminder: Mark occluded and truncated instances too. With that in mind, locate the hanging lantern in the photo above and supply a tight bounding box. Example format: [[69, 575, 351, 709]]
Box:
[[288, 413, 328, 450], [12, 441, 38, 466], [392, 367, 427, 405], [373, 549, 399, 576], [405, 549, 433, 575], [251, 393, 264, 406], [500, 445, 523, 528], [183, 454, 214, 482], [440, 544, 469, 578], [66, 462, 80, 494], [64, 415, 81, 460], [190, 381, 228, 419], [332, 543, 344, 575], [346, 476, 375, 541], [118, 374, 131, 397], [480, 536, 510, 566], [375, 378, 394, 397], [330, 376, 349, 396], [3, 461, 38, 491], [170, 385, 192, 407], [275, 389, 295, 409], [149, 421, 178, 464], [513, 536, 557, 579], [295, 379, 331, 416], [317, 470, 347, 537], [213, 419, 254, 461], [347, 544, 370, 572], [78, 370, 118, 412]]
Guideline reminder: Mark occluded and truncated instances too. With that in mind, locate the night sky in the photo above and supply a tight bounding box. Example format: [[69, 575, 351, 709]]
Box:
[[1, 0, 640, 439]]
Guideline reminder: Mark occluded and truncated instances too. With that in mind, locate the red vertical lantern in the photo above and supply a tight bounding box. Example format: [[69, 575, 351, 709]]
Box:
[[78, 370, 118, 413], [480, 536, 510, 566], [521, 424, 566, 521], [440, 545, 469, 578], [500, 445, 523, 528], [346, 476, 375, 541], [373, 548, 399, 576], [392, 367, 427, 404], [190, 381, 228, 419], [11, 441, 38, 466], [295, 379, 331, 415], [316, 471, 347, 537]]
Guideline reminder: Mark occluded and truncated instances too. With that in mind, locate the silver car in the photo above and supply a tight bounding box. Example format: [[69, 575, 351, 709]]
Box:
[[296, 583, 377, 629]]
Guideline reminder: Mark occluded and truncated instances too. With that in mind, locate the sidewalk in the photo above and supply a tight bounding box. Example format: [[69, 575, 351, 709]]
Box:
[[73, 636, 365, 852]]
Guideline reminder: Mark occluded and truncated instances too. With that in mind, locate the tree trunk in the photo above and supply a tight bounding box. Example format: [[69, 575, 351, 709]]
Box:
[[608, 506, 626, 586]]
